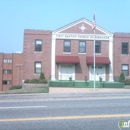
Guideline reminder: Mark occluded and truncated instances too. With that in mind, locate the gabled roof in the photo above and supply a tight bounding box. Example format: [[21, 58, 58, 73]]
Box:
[[53, 17, 113, 35]]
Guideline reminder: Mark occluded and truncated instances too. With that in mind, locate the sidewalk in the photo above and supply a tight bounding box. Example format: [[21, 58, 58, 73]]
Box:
[[49, 87, 130, 94], [0, 87, 130, 101]]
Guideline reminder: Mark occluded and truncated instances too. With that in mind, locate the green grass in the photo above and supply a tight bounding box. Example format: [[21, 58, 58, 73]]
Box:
[[0, 87, 49, 94]]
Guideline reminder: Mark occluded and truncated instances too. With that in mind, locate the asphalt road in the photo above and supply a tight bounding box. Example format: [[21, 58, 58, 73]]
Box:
[[0, 93, 130, 130]]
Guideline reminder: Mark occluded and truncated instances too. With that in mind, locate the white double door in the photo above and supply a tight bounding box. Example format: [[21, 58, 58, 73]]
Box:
[[90, 65, 106, 81], [59, 64, 75, 80]]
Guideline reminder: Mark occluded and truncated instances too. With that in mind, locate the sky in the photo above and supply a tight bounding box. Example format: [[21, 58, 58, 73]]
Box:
[[0, 0, 130, 53]]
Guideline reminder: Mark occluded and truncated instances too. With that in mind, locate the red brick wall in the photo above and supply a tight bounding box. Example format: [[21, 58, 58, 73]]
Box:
[[2, 54, 13, 90], [0, 53, 23, 91], [12, 53, 23, 86], [114, 33, 130, 79], [23, 30, 52, 81], [0, 53, 3, 91]]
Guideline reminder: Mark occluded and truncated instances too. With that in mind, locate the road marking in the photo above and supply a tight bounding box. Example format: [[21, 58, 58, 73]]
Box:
[[0, 106, 47, 109], [0, 114, 130, 122]]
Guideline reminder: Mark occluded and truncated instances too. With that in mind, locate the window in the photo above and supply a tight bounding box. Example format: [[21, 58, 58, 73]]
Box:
[[3, 80, 11, 85], [64, 40, 71, 52], [95, 41, 101, 53], [34, 62, 42, 74], [35, 40, 42, 52], [122, 64, 129, 76], [79, 41, 86, 53], [122, 42, 128, 54], [3, 70, 12, 74], [3, 59, 12, 63]]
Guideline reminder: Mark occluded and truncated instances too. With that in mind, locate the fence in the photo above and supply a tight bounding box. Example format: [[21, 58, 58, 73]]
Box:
[[50, 75, 117, 82]]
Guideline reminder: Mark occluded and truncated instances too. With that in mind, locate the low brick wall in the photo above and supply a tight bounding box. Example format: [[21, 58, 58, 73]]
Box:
[[22, 83, 48, 89]]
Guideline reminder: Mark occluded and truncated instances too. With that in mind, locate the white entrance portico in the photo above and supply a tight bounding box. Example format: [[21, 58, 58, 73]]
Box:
[[51, 18, 114, 81]]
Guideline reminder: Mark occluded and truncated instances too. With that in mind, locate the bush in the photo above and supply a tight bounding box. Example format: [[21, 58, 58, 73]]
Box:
[[125, 79, 130, 85], [39, 79, 48, 84], [9, 85, 22, 90], [24, 79, 30, 83], [30, 78, 40, 84], [24, 72, 47, 84], [39, 72, 45, 79], [28, 78, 48, 84], [118, 72, 125, 83]]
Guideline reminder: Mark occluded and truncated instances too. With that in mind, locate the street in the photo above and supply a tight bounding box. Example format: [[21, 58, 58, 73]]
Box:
[[0, 93, 130, 130]]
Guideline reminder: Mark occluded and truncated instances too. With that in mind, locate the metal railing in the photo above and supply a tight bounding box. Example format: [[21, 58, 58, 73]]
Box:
[[50, 75, 115, 82], [50, 75, 74, 81]]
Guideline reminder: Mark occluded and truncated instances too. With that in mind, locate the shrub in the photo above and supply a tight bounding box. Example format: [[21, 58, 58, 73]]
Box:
[[39, 72, 45, 79], [24, 79, 30, 83], [118, 72, 125, 83], [29, 78, 48, 84], [23, 73, 47, 84], [39, 79, 48, 84], [30, 78, 40, 84], [9, 85, 22, 90], [125, 79, 130, 85]]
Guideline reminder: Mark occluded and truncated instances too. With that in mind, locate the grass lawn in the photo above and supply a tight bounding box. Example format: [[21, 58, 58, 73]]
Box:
[[0, 87, 49, 94]]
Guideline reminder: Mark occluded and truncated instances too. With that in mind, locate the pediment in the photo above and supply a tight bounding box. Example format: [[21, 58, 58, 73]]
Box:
[[53, 18, 113, 36]]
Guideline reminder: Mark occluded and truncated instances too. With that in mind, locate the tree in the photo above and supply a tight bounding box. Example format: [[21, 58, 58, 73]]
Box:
[[118, 72, 125, 83], [39, 72, 45, 79]]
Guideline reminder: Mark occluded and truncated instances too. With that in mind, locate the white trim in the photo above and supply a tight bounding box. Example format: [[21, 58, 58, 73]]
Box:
[[89, 64, 106, 81], [53, 18, 113, 35], [34, 52, 43, 53], [78, 53, 86, 54], [95, 53, 101, 55], [53, 33, 112, 41], [109, 36, 114, 82], [63, 52, 71, 54], [34, 74, 40, 75], [121, 54, 130, 56], [51, 35, 56, 80], [89, 65, 91, 81], [59, 64, 75, 80]]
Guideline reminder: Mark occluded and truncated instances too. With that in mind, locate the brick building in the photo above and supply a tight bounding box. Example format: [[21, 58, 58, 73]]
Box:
[[0, 53, 23, 91], [52, 18, 113, 82], [0, 18, 130, 91], [113, 33, 130, 78], [23, 30, 52, 81]]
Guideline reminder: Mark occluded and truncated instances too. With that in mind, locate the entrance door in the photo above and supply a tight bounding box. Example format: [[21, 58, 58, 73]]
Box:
[[90, 65, 105, 81], [59, 64, 75, 80]]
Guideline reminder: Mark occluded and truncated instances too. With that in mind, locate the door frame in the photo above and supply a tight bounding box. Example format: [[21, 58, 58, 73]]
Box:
[[89, 64, 106, 81], [59, 63, 75, 80]]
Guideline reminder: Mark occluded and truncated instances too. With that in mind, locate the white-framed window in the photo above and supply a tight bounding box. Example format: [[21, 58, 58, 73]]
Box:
[[35, 40, 42, 52], [3, 70, 12, 74], [3, 59, 12, 63], [122, 64, 129, 76], [64, 40, 71, 52], [34, 62, 42, 74], [3, 80, 11, 85], [79, 41, 86, 53]]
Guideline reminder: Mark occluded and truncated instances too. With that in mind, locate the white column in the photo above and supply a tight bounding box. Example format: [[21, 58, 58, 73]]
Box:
[[109, 36, 114, 82], [51, 34, 56, 80]]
